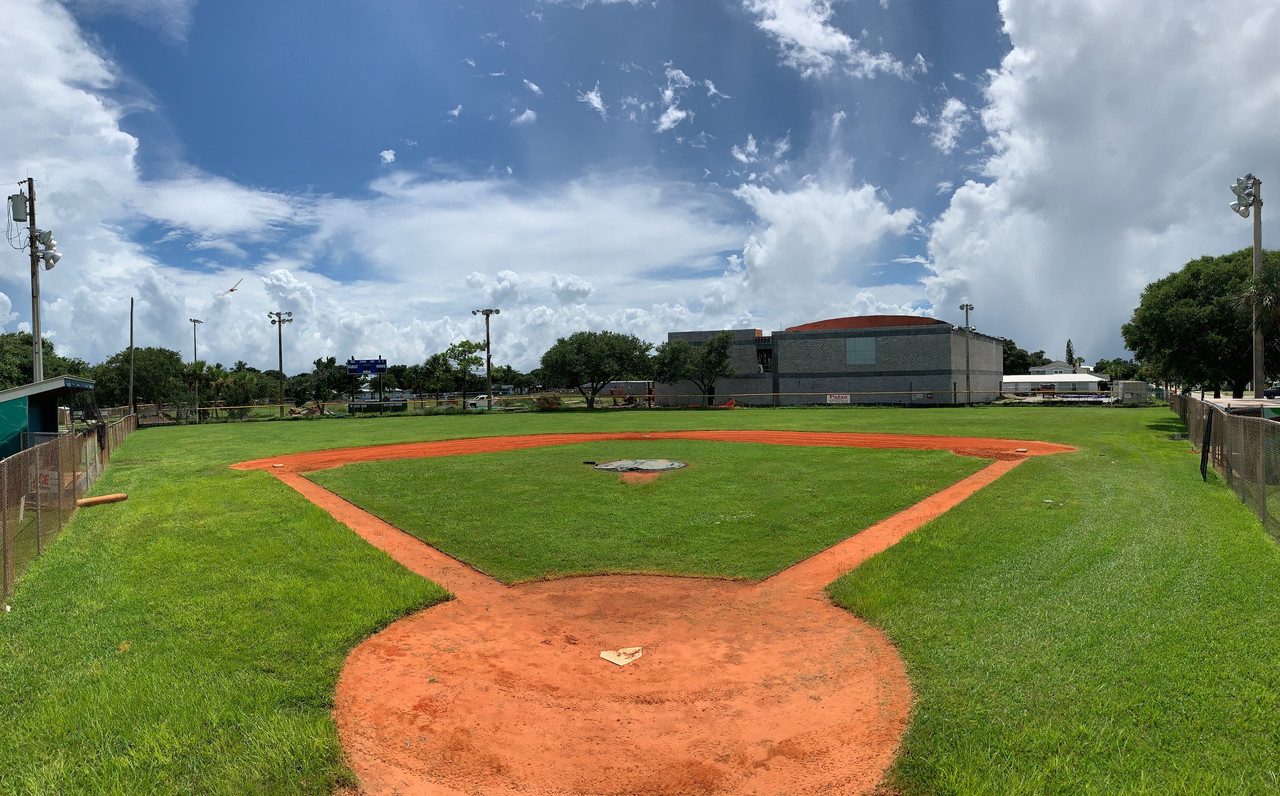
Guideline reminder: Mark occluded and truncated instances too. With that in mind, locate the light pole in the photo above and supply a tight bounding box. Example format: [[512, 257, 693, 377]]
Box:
[[189, 318, 203, 424], [958, 302, 974, 405], [8, 179, 62, 383], [1231, 174, 1264, 398], [268, 311, 293, 416], [471, 308, 500, 410]]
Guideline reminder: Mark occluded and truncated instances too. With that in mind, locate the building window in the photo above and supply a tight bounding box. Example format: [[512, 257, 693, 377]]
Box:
[[757, 348, 772, 373], [846, 336, 875, 366]]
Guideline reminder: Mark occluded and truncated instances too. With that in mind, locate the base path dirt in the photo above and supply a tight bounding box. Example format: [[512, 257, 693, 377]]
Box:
[[234, 431, 1072, 795]]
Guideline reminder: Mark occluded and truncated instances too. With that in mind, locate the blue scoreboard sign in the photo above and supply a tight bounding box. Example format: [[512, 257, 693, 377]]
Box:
[[346, 357, 388, 375]]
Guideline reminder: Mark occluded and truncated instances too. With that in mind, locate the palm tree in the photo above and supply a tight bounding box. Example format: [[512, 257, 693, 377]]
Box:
[[206, 364, 230, 418], [423, 352, 452, 404], [184, 360, 207, 421], [1236, 259, 1280, 336]]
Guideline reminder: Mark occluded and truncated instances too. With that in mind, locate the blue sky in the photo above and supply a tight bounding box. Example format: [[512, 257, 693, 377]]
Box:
[[2, 0, 1276, 373]]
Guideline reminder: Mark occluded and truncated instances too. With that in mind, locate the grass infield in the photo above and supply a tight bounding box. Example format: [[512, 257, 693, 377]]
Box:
[[0, 407, 1277, 794], [307, 440, 987, 582]]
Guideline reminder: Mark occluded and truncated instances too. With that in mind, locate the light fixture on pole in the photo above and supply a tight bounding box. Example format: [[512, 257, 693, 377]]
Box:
[[1231, 174, 1264, 398], [189, 318, 203, 424], [268, 311, 293, 416], [471, 308, 500, 410], [9, 178, 63, 384], [958, 303, 974, 405]]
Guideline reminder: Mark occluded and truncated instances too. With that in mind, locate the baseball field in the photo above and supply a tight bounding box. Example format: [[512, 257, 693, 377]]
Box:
[[1, 406, 1278, 795]]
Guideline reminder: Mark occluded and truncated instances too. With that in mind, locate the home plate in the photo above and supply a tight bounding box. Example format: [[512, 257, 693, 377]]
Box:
[[600, 647, 642, 666]]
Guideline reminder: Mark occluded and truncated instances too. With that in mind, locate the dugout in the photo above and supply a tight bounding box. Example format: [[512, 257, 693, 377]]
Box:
[[0, 375, 96, 459]]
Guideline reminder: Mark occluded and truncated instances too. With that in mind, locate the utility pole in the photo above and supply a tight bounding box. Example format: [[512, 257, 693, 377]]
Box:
[[189, 318, 203, 424], [129, 297, 135, 413], [26, 179, 41, 382], [268, 311, 293, 416], [9, 179, 61, 383], [472, 308, 500, 409], [1230, 175, 1264, 397], [959, 302, 974, 405]]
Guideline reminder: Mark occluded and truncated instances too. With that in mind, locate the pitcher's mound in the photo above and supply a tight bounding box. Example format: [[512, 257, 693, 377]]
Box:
[[592, 458, 687, 472]]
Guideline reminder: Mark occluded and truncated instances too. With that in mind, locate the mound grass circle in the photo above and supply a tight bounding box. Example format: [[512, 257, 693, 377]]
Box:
[[307, 440, 988, 583]]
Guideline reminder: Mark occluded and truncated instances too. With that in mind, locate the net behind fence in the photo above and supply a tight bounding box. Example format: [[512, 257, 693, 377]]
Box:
[[1, 415, 137, 604], [1171, 393, 1280, 540]]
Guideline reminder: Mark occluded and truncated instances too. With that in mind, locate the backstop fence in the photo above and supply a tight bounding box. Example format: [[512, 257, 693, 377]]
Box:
[[1170, 393, 1280, 541], [1, 415, 137, 604]]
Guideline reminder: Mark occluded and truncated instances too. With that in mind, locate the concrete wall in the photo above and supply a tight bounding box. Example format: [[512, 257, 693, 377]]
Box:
[[654, 324, 1002, 406]]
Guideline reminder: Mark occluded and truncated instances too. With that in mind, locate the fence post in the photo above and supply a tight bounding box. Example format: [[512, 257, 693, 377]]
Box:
[[71, 433, 78, 503], [34, 445, 41, 557], [56, 438, 64, 531], [2, 459, 10, 602], [1259, 418, 1267, 523]]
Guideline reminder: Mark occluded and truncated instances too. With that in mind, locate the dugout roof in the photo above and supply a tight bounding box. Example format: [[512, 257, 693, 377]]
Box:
[[0, 375, 95, 459]]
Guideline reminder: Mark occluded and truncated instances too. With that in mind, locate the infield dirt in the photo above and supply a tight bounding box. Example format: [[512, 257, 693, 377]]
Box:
[[234, 430, 1071, 795]]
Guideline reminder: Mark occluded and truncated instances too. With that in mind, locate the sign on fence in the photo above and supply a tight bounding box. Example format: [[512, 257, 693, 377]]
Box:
[[28, 467, 58, 495], [826, 393, 851, 404]]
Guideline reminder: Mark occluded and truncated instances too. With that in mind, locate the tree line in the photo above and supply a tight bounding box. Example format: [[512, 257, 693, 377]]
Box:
[[0, 335, 542, 409], [1123, 247, 1280, 398]]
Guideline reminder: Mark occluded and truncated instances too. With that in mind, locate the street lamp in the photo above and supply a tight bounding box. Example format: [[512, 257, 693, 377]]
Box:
[[189, 318, 203, 424], [268, 311, 293, 416], [958, 303, 974, 405], [471, 308, 500, 410], [8, 178, 62, 383], [1231, 174, 1264, 398]]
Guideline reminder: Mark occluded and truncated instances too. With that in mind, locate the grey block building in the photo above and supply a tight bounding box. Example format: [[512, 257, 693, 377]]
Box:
[[654, 315, 1002, 407]]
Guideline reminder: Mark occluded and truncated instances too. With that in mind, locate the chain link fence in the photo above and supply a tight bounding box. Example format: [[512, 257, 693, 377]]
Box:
[[1, 415, 137, 604], [1171, 393, 1280, 540]]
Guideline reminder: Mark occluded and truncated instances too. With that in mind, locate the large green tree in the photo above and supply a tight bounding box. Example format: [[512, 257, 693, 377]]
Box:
[[444, 341, 484, 401], [309, 357, 350, 402], [1123, 247, 1280, 397], [1093, 358, 1143, 382], [88, 346, 187, 407], [0, 332, 90, 390], [1001, 339, 1051, 375], [539, 331, 652, 409], [653, 331, 736, 406]]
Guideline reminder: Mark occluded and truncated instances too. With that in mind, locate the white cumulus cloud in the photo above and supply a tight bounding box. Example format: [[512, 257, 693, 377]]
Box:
[[925, 0, 1280, 359]]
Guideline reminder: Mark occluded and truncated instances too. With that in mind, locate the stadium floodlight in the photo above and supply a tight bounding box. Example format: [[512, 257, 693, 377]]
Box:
[[1231, 175, 1259, 218], [268, 310, 294, 416], [1230, 173, 1264, 397], [472, 308, 500, 410], [958, 303, 974, 405]]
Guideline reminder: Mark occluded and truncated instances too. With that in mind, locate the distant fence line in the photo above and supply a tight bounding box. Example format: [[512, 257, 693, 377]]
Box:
[[1170, 393, 1280, 541], [121, 387, 1151, 424], [1, 415, 137, 604]]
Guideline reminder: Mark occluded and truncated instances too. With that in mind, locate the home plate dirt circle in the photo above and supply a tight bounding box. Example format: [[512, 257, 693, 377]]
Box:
[[233, 431, 1073, 795]]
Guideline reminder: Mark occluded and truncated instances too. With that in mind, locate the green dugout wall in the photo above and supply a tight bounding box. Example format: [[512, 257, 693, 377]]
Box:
[[0, 376, 96, 459]]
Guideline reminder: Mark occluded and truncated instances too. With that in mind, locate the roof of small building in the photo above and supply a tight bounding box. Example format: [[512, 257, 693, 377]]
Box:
[[784, 315, 947, 332], [1001, 374, 1105, 383], [0, 374, 95, 404]]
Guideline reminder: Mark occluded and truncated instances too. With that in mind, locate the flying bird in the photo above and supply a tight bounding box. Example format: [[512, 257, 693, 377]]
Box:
[[216, 278, 243, 298]]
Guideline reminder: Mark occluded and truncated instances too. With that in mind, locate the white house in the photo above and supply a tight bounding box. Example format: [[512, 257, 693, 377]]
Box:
[[1030, 360, 1094, 376], [1001, 373, 1106, 393]]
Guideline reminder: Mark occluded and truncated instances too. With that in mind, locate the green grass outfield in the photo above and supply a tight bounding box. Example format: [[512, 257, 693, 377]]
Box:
[[0, 407, 1277, 794], [308, 440, 986, 582]]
